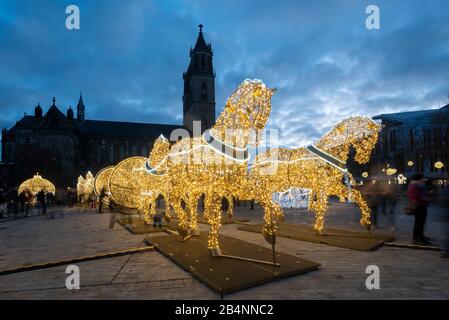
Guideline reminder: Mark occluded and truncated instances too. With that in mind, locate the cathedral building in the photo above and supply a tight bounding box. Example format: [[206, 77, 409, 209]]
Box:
[[1, 25, 216, 189]]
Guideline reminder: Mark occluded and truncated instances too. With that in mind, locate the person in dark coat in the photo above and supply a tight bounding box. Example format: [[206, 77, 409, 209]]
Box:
[[407, 173, 433, 245], [37, 190, 47, 215], [98, 188, 106, 214]]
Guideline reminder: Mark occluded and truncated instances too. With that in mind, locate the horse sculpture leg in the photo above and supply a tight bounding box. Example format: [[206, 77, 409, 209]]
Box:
[[187, 192, 201, 236], [172, 191, 190, 240], [349, 188, 372, 232], [205, 193, 223, 256], [163, 193, 172, 223], [313, 190, 328, 235], [225, 194, 234, 219]]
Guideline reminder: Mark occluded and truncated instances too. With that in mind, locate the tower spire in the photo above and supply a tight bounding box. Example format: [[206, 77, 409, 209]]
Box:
[[77, 92, 85, 122]]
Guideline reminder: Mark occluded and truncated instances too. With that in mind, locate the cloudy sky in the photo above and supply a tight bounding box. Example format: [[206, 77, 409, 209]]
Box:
[[1, 0, 448, 147]]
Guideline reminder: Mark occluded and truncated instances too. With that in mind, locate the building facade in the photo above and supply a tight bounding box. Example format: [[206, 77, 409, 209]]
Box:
[[367, 104, 449, 181], [1, 25, 216, 189]]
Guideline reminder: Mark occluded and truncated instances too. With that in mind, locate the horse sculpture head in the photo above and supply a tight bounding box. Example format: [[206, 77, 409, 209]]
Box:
[[211, 79, 275, 148], [315, 116, 380, 164], [148, 134, 170, 169]]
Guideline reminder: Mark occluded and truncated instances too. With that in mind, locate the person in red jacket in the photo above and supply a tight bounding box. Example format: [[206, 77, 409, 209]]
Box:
[[407, 173, 433, 245]]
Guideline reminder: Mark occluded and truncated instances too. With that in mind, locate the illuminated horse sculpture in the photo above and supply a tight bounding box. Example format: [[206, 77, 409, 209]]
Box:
[[164, 79, 277, 257], [136, 134, 173, 224], [250, 116, 380, 234]]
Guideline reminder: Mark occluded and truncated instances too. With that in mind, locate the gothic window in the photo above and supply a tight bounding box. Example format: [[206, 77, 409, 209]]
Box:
[[201, 55, 205, 68], [119, 145, 125, 160], [201, 82, 208, 100], [409, 129, 414, 151], [109, 144, 114, 163]]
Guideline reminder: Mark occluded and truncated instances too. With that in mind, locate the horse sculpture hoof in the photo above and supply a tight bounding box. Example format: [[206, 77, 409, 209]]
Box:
[[191, 227, 201, 236], [262, 228, 276, 245], [178, 227, 190, 240], [209, 247, 223, 257]]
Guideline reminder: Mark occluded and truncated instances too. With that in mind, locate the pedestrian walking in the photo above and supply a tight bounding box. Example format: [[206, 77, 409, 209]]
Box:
[[359, 180, 382, 229], [109, 200, 117, 229], [406, 173, 434, 245], [37, 190, 48, 217], [24, 190, 33, 217], [98, 188, 106, 213]]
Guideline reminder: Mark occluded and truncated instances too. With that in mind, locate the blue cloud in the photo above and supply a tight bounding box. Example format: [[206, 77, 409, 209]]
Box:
[[1, 0, 448, 148]]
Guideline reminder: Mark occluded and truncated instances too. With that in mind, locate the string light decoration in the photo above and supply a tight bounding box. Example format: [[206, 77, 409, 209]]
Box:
[[93, 166, 114, 205], [272, 188, 310, 209], [386, 168, 397, 176], [76, 171, 95, 203], [18, 173, 55, 195], [407, 160, 414, 167], [362, 171, 369, 178], [162, 79, 276, 255], [434, 161, 444, 169], [250, 116, 380, 233], [108, 156, 147, 208], [76, 175, 86, 201], [136, 135, 172, 224]]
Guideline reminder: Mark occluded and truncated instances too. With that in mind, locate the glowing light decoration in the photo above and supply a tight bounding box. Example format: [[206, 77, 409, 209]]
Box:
[[164, 79, 276, 255], [362, 172, 369, 178], [386, 168, 397, 176], [137, 135, 172, 224], [407, 161, 414, 167], [272, 188, 310, 209], [18, 173, 55, 195], [250, 116, 380, 233], [434, 161, 444, 169], [77, 171, 95, 203], [108, 156, 147, 208], [93, 166, 114, 205], [397, 174, 407, 184]]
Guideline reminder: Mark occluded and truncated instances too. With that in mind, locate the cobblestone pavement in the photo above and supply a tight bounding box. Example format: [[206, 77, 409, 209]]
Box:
[[0, 199, 448, 300]]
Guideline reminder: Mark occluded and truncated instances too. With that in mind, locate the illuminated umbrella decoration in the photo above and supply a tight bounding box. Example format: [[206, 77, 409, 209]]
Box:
[[18, 173, 55, 195]]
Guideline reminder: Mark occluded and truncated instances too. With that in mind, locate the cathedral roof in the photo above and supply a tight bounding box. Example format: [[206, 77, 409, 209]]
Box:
[[77, 120, 182, 140], [373, 104, 449, 125]]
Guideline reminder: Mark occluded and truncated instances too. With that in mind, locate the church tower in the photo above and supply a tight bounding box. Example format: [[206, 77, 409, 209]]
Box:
[[77, 93, 85, 122], [183, 24, 216, 134]]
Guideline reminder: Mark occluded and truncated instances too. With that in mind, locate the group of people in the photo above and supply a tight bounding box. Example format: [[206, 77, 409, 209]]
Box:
[[0, 187, 52, 219], [359, 173, 449, 258]]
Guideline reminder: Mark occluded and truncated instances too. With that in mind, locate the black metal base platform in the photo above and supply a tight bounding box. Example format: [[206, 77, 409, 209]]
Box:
[[238, 223, 394, 251], [145, 233, 320, 294], [117, 218, 178, 234], [197, 216, 250, 225]]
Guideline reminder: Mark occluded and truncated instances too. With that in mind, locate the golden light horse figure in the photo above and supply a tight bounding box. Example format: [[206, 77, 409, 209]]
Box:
[[250, 116, 380, 234], [165, 79, 277, 257], [136, 134, 173, 224]]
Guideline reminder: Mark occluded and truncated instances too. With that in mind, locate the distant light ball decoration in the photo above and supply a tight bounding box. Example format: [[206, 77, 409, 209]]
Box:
[[434, 161, 444, 169], [18, 173, 55, 195], [407, 161, 414, 167], [108, 156, 147, 208], [94, 166, 114, 205], [362, 172, 369, 178], [386, 168, 397, 176]]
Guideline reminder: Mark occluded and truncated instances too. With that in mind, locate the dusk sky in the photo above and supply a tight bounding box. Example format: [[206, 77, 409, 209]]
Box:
[[1, 0, 449, 147]]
